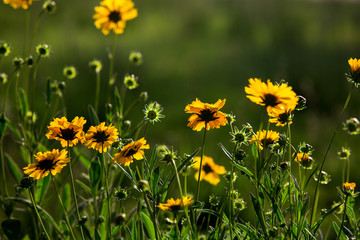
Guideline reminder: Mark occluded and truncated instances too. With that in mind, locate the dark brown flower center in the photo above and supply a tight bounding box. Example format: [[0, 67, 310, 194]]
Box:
[[278, 112, 289, 124], [202, 163, 213, 174], [93, 131, 110, 143], [109, 11, 121, 23], [58, 128, 76, 141], [260, 138, 275, 147], [197, 109, 219, 122], [261, 94, 280, 107], [37, 158, 59, 172], [169, 204, 182, 211], [125, 147, 138, 157]]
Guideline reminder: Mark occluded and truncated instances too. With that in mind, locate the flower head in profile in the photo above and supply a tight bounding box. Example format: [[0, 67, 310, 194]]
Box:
[[185, 98, 228, 131], [268, 105, 295, 126], [343, 117, 360, 135], [157, 196, 193, 211], [144, 102, 165, 124], [338, 147, 351, 160], [293, 152, 314, 169], [46, 116, 86, 147], [113, 138, 149, 166], [0, 42, 11, 56], [245, 78, 298, 113], [347, 58, 360, 87], [3, 0, 38, 9], [250, 130, 280, 150], [23, 149, 70, 180], [85, 122, 119, 153], [93, 0, 138, 35], [343, 182, 356, 192], [192, 155, 226, 185]]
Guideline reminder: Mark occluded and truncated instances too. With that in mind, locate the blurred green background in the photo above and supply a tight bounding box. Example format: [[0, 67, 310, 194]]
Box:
[[2, 0, 360, 235]]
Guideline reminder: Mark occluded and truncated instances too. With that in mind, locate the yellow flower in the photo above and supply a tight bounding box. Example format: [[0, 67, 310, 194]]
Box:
[[250, 130, 280, 150], [268, 105, 294, 126], [157, 196, 193, 211], [113, 138, 150, 166], [46, 116, 86, 147], [85, 122, 119, 153], [3, 0, 38, 9], [93, 0, 138, 35], [23, 149, 70, 180], [192, 155, 226, 185], [185, 98, 228, 131], [348, 58, 360, 73], [343, 182, 356, 191], [293, 152, 314, 169], [245, 78, 298, 113]]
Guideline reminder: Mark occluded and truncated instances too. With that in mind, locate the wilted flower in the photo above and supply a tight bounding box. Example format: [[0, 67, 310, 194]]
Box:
[[63, 66, 77, 79]]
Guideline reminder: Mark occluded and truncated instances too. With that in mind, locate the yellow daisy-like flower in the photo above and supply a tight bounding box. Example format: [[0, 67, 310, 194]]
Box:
[[85, 122, 119, 153], [192, 155, 226, 185], [185, 98, 228, 131], [93, 0, 138, 35], [250, 130, 280, 150], [3, 0, 38, 9], [157, 196, 193, 211], [245, 78, 298, 113], [46, 116, 86, 147], [23, 149, 70, 180], [268, 105, 295, 126], [347, 58, 360, 87], [348, 58, 360, 73], [343, 182, 356, 191], [113, 138, 150, 166]]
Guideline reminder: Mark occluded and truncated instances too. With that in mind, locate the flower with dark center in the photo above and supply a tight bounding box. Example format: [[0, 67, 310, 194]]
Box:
[[269, 105, 295, 126], [157, 196, 193, 211], [23, 149, 70, 180], [114, 138, 149, 166], [93, 0, 138, 35], [46, 116, 86, 147], [144, 102, 164, 124], [85, 122, 119, 153], [192, 155, 226, 185], [250, 130, 280, 150], [347, 58, 360, 87], [185, 98, 228, 131], [4, 0, 38, 9]]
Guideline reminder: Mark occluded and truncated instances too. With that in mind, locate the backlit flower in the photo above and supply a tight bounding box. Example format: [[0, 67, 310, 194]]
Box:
[[343, 182, 356, 192], [293, 152, 314, 169], [85, 122, 119, 153], [250, 130, 280, 150], [347, 58, 360, 87], [144, 102, 164, 124], [192, 155, 226, 185], [3, 0, 38, 9], [46, 116, 86, 147], [113, 138, 149, 166], [63, 66, 77, 79], [185, 98, 228, 131], [93, 0, 138, 35], [23, 149, 70, 180], [245, 78, 298, 113], [268, 105, 294, 126], [157, 196, 193, 211]]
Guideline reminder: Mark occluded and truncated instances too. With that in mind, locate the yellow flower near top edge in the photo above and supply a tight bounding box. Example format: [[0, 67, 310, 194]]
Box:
[[343, 182, 356, 191], [157, 196, 193, 211], [250, 130, 280, 150], [3, 0, 38, 9], [348, 58, 360, 73], [93, 0, 138, 35], [46, 116, 86, 147], [245, 78, 298, 113], [23, 149, 70, 180], [85, 122, 119, 153], [192, 155, 226, 185], [185, 98, 228, 131], [113, 138, 150, 166]]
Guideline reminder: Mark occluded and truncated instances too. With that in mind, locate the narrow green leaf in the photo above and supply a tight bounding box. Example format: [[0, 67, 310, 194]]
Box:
[[76, 179, 92, 195], [90, 158, 101, 194], [290, 172, 301, 192], [4, 154, 22, 183], [332, 222, 348, 240], [88, 105, 100, 126], [1, 218, 21, 240], [141, 211, 155, 240], [36, 175, 50, 203], [46, 78, 51, 105], [233, 162, 254, 178], [114, 162, 136, 185], [131, 218, 137, 240], [312, 203, 341, 233], [250, 192, 268, 238], [18, 88, 28, 118], [73, 147, 91, 169], [218, 143, 233, 160], [62, 183, 71, 211], [4, 118, 21, 140], [151, 166, 160, 196], [0, 114, 6, 138], [114, 87, 121, 116], [149, 145, 157, 172]]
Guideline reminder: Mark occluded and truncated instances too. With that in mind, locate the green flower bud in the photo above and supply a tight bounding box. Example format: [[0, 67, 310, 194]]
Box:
[[36, 44, 50, 57], [129, 51, 143, 65], [63, 66, 77, 79]]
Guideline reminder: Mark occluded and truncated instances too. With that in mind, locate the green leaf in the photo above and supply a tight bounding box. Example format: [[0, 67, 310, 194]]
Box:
[[36, 175, 50, 204], [312, 203, 341, 233], [76, 179, 92, 195], [250, 193, 268, 238], [233, 162, 254, 178], [90, 158, 101, 194], [88, 105, 100, 126], [46, 78, 51, 105], [150, 166, 160, 196], [114, 162, 136, 185], [0, 114, 6, 138], [332, 222, 348, 240], [1, 218, 21, 240], [141, 211, 155, 240], [62, 183, 71, 211], [148, 146, 157, 172], [114, 87, 121, 116], [4, 153, 22, 184], [131, 218, 137, 240], [218, 143, 233, 160], [18, 88, 28, 118], [73, 147, 91, 169], [5, 118, 21, 140]]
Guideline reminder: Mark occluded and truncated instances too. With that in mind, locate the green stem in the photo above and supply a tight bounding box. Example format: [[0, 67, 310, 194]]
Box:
[[23, 10, 30, 57], [336, 195, 349, 240], [195, 127, 207, 202], [229, 145, 237, 240], [0, 137, 8, 197], [2, 70, 17, 113], [51, 176, 76, 240], [67, 143, 85, 240], [346, 157, 350, 183], [108, 33, 116, 91], [28, 189, 51, 240], [101, 146, 112, 240], [310, 85, 353, 227], [95, 71, 101, 113]]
